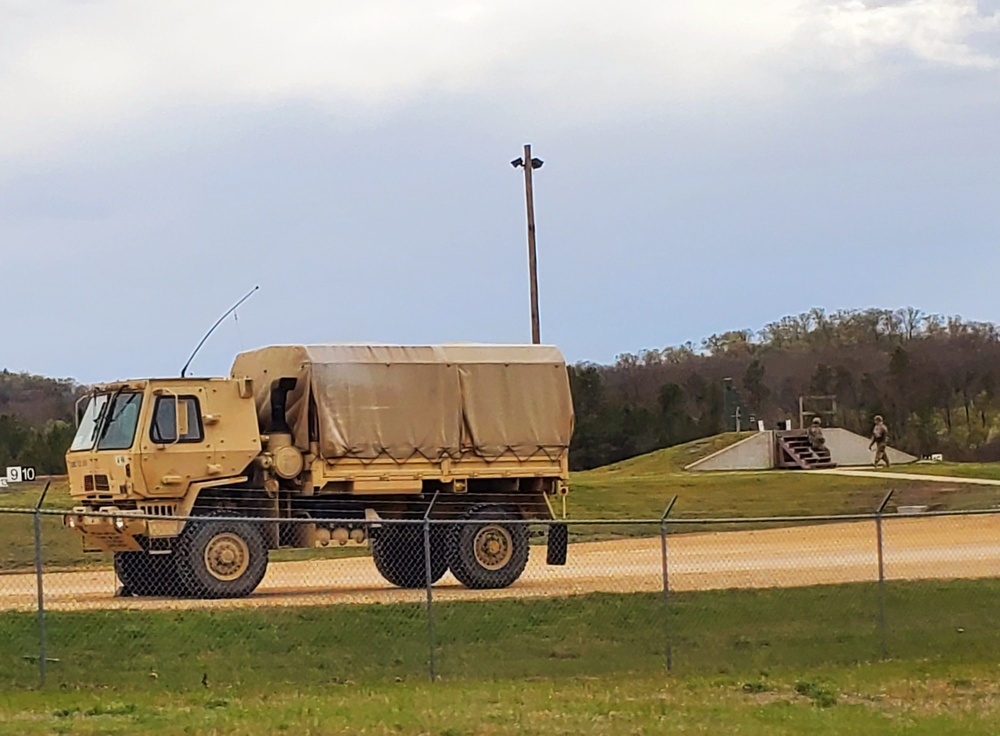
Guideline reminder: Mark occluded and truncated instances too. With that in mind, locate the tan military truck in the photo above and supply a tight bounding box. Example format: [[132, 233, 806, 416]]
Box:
[[64, 344, 573, 598]]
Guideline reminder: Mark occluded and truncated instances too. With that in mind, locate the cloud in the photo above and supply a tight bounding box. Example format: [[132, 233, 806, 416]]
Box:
[[0, 0, 996, 160], [815, 0, 1000, 69]]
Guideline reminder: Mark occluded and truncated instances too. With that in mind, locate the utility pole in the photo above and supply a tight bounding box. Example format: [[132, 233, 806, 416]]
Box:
[[511, 145, 544, 344]]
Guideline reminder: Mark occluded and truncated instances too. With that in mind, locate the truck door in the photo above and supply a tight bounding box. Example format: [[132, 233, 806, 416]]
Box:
[[139, 387, 213, 498]]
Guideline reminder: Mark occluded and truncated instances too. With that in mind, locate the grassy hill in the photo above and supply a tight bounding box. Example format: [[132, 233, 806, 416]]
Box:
[[570, 434, 1000, 522], [581, 432, 753, 477]]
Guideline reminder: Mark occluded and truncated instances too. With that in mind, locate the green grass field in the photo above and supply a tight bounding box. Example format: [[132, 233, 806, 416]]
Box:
[[5, 581, 996, 689], [4, 667, 1000, 735], [0, 479, 106, 572], [2, 580, 1000, 733], [869, 461, 1000, 481]]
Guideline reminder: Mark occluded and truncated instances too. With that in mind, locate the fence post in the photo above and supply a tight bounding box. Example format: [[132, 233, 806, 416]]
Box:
[[875, 490, 893, 661], [660, 495, 678, 672], [33, 481, 51, 687], [423, 491, 441, 683]]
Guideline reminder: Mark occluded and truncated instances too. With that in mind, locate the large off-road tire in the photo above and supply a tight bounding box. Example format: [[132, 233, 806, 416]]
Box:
[[114, 551, 182, 597], [371, 523, 449, 589], [175, 513, 268, 599], [448, 505, 529, 590]]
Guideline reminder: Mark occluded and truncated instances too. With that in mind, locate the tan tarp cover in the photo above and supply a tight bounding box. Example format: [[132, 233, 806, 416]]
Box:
[[230, 345, 574, 461]]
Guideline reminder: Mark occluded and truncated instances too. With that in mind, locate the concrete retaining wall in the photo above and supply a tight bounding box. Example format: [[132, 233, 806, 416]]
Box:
[[685, 432, 774, 471], [824, 428, 916, 467], [686, 428, 916, 471]]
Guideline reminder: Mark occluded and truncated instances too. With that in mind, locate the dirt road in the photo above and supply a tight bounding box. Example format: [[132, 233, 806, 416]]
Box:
[[0, 514, 997, 612]]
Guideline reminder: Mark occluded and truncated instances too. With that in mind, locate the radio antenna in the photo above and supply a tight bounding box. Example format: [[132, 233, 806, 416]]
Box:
[[180, 286, 259, 378]]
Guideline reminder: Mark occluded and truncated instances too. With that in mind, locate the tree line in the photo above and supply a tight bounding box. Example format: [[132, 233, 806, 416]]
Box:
[[570, 308, 1000, 469], [0, 370, 80, 475]]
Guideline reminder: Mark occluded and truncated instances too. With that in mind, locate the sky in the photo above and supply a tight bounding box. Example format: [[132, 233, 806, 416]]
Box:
[[1, 0, 998, 384]]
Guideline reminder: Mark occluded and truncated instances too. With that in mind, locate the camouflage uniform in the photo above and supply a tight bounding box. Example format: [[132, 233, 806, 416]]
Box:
[[870, 417, 890, 468], [807, 418, 826, 452]]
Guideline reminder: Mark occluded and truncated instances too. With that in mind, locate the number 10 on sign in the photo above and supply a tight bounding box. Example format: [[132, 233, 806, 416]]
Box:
[[5, 466, 36, 483]]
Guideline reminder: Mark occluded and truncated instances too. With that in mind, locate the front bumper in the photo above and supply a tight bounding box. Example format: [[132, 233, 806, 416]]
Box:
[[63, 507, 147, 553]]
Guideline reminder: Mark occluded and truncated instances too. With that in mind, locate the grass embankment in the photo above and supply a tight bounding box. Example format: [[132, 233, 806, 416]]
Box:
[[572, 434, 1000, 522], [2, 581, 1000, 733]]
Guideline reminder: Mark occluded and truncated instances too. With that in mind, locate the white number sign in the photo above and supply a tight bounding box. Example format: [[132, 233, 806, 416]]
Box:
[[5, 466, 36, 483]]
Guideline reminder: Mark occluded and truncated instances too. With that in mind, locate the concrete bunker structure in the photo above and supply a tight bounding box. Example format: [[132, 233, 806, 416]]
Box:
[[685, 429, 917, 472]]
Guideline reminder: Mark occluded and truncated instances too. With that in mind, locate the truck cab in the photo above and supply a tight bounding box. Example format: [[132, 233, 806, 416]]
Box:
[[65, 378, 260, 548]]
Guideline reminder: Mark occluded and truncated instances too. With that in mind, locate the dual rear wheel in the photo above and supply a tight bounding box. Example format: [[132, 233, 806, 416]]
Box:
[[369, 505, 530, 590], [370, 524, 450, 588]]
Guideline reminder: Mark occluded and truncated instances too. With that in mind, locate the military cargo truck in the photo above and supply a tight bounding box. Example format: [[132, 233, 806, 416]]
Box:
[[64, 344, 573, 598]]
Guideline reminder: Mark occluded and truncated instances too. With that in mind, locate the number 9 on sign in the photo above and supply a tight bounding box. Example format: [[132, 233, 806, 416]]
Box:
[[5, 466, 36, 483]]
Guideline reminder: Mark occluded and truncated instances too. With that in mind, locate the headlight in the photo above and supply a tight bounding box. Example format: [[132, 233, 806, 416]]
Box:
[[66, 516, 76, 529], [114, 517, 126, 530]]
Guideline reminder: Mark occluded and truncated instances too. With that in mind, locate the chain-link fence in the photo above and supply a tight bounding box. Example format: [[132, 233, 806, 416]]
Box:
[[1, 494, 999, 689]]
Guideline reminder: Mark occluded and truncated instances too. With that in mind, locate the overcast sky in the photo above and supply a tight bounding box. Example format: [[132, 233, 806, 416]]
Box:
[[2, 0, 998, 384]]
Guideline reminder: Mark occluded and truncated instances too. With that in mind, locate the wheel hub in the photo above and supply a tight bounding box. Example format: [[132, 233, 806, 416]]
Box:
[[472, 525, 513, 570], [204, 532, 250, 581]]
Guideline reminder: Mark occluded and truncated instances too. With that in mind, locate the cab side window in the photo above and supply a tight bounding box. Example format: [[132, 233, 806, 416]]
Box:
[[151, 396, 204, 443]]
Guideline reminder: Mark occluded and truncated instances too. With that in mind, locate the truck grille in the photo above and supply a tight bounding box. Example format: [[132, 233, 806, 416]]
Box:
[[138, 504, 177, 517], [83, 474, 110, 492]]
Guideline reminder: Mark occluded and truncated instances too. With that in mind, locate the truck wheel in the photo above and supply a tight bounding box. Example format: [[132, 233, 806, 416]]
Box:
[[448, 505, 529, 590], [176, 513, 268, 599], [114, 551, 182, 597], [371, 524, 449, 588]]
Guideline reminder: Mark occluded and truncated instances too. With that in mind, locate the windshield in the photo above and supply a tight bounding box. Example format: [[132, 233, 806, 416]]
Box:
[[97, 392, 143, 450], [69, 394, 110, 452], [69, 391, 143, 452]]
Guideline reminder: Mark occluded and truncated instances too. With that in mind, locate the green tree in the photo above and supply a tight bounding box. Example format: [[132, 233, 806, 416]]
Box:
[[23, 420, 75, 474], [0, 414, 30, 468], [809, 364, 835, 395], [742, 359, 769, 412], [657, 383, 695, 446]]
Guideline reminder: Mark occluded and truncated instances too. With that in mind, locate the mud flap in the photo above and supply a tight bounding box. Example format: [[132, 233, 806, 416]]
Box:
[[546, 523, 568, 565]]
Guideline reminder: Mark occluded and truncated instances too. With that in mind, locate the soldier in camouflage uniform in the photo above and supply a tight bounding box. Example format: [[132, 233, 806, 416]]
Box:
[[807, 417, 826, 452], [869, 415, 890, 468]]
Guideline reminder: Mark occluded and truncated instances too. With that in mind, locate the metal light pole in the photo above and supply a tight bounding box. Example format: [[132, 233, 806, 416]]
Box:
[[511, 145, 544, 344]]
